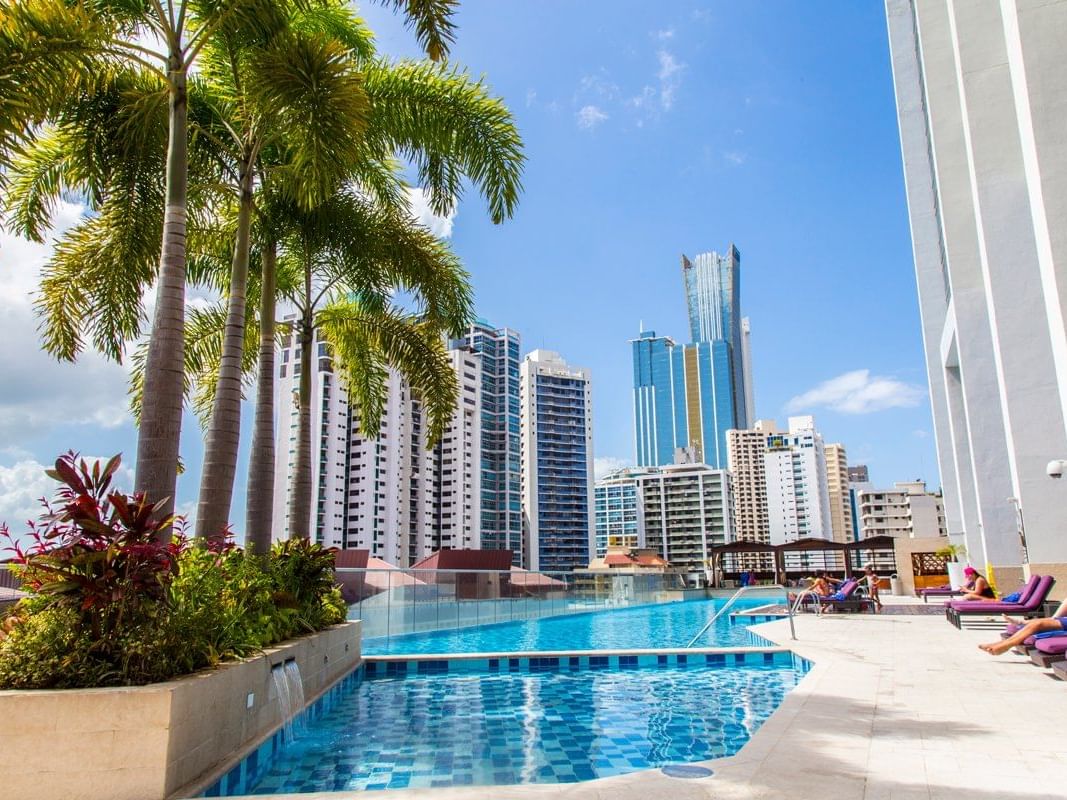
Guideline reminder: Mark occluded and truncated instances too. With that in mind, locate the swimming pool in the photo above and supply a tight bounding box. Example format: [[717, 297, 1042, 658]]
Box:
[[208, 654, 805, 795], [363, 597, 781, 655]]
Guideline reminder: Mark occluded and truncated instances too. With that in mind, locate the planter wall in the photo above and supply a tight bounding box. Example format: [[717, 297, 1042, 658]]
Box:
[[0, 621, 361, 800]]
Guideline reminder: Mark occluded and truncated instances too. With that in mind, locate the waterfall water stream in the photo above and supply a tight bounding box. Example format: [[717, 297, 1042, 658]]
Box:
[[271, 660, 305, 745]]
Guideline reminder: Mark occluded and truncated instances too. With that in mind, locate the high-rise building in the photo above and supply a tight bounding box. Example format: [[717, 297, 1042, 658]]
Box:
[[886, 0, 1067, 586], [682, 245, 749, 430], [594, 462, 734, 570], [593, 473, 641, 557], [725, 421, 775, 547], [631, 331, 735, 468], [824, 443, 854, 544], [855, 481, 947, 541], [741, 317, 755, 424], [847, 465, 869, 484], [631, 244, 753, 470], [450, 320, 522, 562], [520, 350, 595, 572], [763, 416, 833, 545], [272, 321, 482, 564]]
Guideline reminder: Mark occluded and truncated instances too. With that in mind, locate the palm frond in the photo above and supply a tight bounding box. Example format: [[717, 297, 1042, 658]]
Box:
[[316, 298, 458, 445], [376, 0, 456, 62], [362, 59, 524, 224]]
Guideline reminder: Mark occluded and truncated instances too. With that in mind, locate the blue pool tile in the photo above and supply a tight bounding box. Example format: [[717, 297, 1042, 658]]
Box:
[[675, 654, 687, 666], [588, 656, 609, 669], [705, 653, 725, 666], [488, 658, 499, 671], [619, 655, 638, 669], [365, 661, 377, 676], [734, 653, 747, 665], [657, 654, 668, 666], [508, 658, 520, 672]]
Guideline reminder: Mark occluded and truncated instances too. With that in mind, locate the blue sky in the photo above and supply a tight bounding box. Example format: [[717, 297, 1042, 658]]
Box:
[[0, 1, 938, 540]]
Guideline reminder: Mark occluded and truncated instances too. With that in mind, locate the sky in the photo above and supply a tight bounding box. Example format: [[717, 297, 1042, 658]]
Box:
[[0, 0, 939, 542]]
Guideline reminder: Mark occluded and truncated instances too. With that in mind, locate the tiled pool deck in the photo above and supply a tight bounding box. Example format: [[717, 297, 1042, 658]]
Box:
[[227, 598, 1067, 800]]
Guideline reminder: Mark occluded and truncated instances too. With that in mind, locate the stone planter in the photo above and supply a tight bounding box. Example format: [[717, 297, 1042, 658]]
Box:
[[0, 621, 361, 800]]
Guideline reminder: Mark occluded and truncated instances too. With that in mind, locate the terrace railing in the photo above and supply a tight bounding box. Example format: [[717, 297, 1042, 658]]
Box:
[[336, 568, 689, 641]]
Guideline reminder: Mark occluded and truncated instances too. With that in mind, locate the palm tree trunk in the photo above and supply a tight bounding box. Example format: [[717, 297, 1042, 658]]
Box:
[[136, 62, 188, 531], [195, 161, 254, 543], [246, 238, 277, 554], [288, 302, 315, 541]]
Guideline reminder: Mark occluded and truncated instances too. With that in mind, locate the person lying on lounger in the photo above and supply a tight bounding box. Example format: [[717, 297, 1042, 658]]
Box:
[[979, 599, 1067, 655], [958, 566, 995, 601]]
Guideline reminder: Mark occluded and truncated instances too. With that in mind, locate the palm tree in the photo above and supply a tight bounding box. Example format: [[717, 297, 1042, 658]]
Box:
[[203, 50, 524, 544], [0, 0, 459, 524], [191, 7, 376, 541]]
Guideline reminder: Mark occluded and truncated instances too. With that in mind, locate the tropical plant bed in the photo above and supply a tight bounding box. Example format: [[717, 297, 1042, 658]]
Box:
[[0, 620, 362, 800]]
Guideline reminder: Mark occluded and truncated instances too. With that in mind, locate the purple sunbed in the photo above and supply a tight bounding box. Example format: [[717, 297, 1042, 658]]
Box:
[[814, 580, 875, 613], [945, 575, 1053, 628], [921, 585, 963, 603], [1031, 633, 1067, 667]]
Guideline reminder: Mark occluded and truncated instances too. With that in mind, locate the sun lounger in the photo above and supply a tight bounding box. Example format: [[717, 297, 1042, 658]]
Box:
[[945, 575, 1053, 628], [1052, 660, 1067, 681], [1031, 633, 1067, 668], [921, 585, 963, 603], [813, 580, 875, 614]]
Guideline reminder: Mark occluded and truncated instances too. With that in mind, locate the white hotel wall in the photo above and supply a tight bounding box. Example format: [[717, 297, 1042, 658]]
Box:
[[887, 0, 1067, 592]]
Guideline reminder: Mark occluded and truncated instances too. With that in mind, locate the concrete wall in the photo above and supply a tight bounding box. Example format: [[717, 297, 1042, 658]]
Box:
[[893, 536, 951, 596], [0, 621, 361, 800]]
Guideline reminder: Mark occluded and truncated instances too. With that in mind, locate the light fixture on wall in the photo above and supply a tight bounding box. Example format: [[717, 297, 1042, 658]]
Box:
[[1046, 459, 1067, 479]]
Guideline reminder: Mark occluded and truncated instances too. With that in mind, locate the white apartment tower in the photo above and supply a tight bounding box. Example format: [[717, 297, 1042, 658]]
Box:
[[824, 443, 854, 544], [272, 321, 482, 564], [886, 0, 1067, 586], [520, 350, 595, 572], [763, 416, 833, 545], [594, 463, 734, 570]]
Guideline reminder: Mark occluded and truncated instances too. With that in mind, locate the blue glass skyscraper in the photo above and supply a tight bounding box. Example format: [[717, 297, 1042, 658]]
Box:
[[451, 319, 522, 563], [632, 244, 751, 469]]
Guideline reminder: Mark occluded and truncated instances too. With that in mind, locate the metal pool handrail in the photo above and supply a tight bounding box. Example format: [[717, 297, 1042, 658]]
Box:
[[685, 584, 796, 647]]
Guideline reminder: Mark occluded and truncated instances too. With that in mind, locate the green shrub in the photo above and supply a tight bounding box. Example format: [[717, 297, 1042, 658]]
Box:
[[0, 454, 348, 689]]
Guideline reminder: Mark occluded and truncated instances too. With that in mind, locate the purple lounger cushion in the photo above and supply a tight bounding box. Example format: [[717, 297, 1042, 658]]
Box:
[[1036, 636, 1067, 656], [949, 576, 1049, 612]]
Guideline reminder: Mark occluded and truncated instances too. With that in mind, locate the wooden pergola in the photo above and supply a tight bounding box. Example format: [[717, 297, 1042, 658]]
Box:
[[708, 536, 899, 587]]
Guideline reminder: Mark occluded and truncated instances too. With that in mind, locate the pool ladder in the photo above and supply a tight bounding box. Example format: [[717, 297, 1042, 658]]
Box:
[[685, 584, 796, 648]]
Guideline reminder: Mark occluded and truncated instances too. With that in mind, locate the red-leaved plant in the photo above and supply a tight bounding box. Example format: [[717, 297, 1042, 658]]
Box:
[[0, 452, 181, 640]]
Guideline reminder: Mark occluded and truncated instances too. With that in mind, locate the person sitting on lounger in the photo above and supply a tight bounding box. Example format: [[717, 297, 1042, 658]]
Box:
[[958, 566, 995, 601], [979, 599, 1067, 655], [787, 575, 832, 605]]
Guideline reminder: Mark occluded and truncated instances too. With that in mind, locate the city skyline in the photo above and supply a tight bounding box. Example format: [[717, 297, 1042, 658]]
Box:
[[0, 2, 938, 539]]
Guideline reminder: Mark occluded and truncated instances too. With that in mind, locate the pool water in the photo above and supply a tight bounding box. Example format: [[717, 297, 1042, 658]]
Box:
[[363, 597, 781, 655], [243, 660, 803, 794]]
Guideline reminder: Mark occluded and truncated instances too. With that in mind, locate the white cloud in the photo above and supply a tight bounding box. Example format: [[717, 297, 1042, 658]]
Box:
[[576, 105, 609, 130], [0, 203, 134, 441], [525, 88, 537, 107], [656, 51, 684, 110], [577, 72, 620, 101], [405, 187, 457, 238], [594, 456, 630, 481], [786, 369, 926, 415], [723, 150, 747, 166], [654, 28, 675, 42]]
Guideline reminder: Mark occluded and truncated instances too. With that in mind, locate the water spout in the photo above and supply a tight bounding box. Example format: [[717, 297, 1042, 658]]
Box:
[[271, 660, 305, 745]]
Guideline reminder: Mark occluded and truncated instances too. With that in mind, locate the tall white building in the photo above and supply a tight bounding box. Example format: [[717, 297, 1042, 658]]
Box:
[[763, 416, 833, 545], [272, 321, 482, 564], [520, 350, 595, 572], [886, 0, 1067, 587], [594, 462, 734, 569]]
